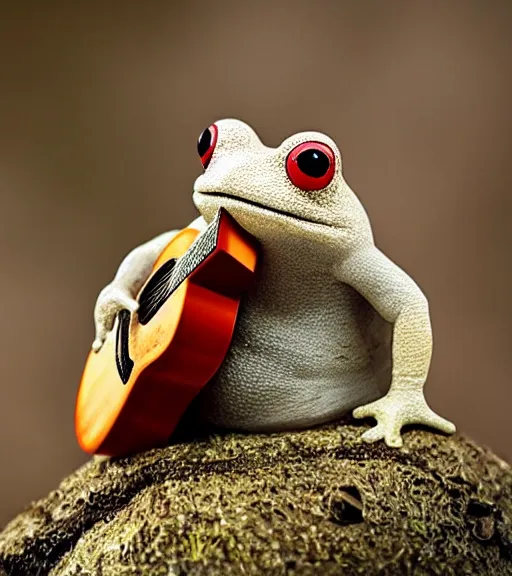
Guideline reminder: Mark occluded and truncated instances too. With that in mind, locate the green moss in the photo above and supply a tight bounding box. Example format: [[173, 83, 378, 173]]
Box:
[[0, 419, 511, 575]]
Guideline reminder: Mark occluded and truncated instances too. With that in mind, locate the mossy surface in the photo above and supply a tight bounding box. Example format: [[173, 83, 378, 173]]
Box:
[[0, 420, 511, 575]]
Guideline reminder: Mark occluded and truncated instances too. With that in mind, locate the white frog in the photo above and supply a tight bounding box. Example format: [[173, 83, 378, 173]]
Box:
[[92, 119, 455, 448]]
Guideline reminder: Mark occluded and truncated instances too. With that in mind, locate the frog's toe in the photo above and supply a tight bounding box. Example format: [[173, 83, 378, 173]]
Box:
[[360, 422, 405, 448], [422, 410, 456, 435], [353, 403, 378, 420], [360, 424, 386, 444], [383, 426, 404, 448], [92, 338, 104, 352]]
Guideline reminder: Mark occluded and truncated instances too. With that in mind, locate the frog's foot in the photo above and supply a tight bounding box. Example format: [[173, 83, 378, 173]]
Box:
[[92, 284, 139, 352], [352, 390, 456, 448]]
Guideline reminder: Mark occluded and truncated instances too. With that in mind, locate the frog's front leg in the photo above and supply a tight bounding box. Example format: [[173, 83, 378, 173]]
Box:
[[92, 216, 207, 352], [334, 244, 456, 448]]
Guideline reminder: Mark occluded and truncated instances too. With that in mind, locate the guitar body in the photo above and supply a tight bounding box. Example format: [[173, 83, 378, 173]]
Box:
[[75, 209, 259, 456]]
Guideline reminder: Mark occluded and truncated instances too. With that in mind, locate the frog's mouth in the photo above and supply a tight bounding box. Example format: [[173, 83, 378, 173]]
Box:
[[193, 190, 333, 229], [197, 191, 295, 219]]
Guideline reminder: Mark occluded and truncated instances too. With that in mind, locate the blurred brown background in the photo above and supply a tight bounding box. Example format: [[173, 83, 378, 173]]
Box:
[[0, 0, 511, 528]]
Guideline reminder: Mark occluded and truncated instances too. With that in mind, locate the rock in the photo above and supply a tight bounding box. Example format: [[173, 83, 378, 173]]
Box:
[[0, 419, 511, 575]]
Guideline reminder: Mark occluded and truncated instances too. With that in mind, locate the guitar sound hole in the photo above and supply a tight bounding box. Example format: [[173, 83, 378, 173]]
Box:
[[138, 258, 178, 325], [115, 309, 134, 384]]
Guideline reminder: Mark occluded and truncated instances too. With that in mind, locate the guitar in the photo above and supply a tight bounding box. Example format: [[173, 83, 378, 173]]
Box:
[[75, 208, 259, 457]]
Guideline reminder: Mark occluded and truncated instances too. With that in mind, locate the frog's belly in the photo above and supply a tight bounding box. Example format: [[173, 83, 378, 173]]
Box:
[[191, 289, 393, 432]]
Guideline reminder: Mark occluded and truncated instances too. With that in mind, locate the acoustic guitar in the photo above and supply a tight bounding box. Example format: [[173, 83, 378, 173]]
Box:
[[75, 208, 259, 457]]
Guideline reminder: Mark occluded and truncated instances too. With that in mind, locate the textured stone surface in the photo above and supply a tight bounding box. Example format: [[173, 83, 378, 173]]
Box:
[[0, 420, 511, 575]]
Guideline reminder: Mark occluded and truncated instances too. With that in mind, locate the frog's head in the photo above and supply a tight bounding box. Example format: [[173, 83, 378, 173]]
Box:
[[192, 119, 369, 238]]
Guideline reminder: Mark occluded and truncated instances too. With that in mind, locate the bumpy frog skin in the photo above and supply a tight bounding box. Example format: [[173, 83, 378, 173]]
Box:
[[92, 119, 455, 448]]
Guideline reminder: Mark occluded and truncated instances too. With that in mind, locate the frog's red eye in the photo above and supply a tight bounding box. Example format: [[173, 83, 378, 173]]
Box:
[[286, 142, 335, 191], [197, 124, 218, 169]]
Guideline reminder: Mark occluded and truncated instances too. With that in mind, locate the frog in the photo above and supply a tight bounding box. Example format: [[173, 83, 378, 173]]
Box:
[[91, 118, 455, 448]]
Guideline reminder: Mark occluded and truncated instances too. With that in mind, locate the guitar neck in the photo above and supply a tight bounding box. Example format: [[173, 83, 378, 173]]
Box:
[[168, 209, 222, 295], [137, 210, 222, 326]]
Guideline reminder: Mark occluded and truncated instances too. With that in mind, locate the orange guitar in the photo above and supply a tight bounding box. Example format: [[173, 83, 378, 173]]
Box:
[[75, 208, 259, 457]]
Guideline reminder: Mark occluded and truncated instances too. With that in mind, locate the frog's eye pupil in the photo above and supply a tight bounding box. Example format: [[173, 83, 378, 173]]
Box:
[[297, 149, 330, 178], [286, 141, 335, 191], [197, 129, 211, 157], [197, 124, 218, 169]]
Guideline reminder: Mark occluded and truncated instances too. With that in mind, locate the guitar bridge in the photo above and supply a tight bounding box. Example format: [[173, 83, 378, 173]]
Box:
[[115, 309, 134, 384]]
